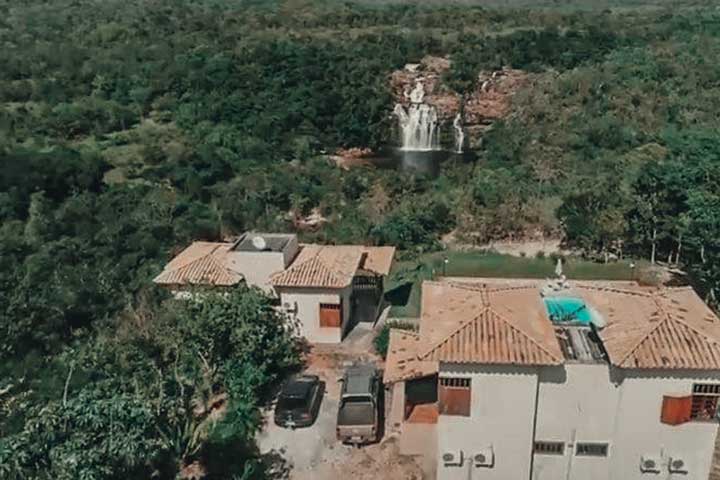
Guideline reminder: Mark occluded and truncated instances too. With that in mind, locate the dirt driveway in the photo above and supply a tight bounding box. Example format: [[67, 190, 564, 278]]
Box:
[[257, 324, 426, 480]]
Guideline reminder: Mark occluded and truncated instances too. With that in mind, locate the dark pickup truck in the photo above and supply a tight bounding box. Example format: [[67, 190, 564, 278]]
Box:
[[336, 365, 381, 445]]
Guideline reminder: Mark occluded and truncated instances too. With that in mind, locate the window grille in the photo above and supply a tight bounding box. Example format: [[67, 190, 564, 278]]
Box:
[[439, 377, 471, 388], [576, 443, 608, 457], [534, 441, 565, 455], [693, 384, 720, 395]]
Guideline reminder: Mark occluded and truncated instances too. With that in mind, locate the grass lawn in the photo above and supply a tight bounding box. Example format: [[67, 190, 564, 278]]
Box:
[[384, 251, 646, 318]]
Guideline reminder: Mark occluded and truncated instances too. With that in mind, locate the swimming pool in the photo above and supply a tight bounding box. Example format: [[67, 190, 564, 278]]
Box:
[[544, 297, 593, 324]]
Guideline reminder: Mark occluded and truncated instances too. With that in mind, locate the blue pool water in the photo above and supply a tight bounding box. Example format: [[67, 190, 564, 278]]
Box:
[[544, 297, 593, 324]]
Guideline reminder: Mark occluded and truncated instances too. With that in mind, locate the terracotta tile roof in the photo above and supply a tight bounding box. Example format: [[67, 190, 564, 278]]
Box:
[[618, 314, 720, 369], [418, 281, 564, 366], [577, 284, 720, 369], [384, 329, 438, 383], [422, 307, 563, 365], [271, 255, 348, 288], [383, 278, 720, 382], [360, 246, 396, 275], [271, 245, 395, 288], [153, 242, 242, 287]]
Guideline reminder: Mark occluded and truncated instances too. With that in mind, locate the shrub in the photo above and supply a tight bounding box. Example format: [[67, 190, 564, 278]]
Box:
[[373, 320, 418, 359]]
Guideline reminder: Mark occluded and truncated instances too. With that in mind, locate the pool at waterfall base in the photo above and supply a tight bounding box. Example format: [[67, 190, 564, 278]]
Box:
[[544, 297, 593, 325], [362, 148, 475, 177]]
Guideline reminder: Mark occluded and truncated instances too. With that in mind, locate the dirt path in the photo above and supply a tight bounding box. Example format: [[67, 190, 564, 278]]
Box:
[[441, 231, 567, 258], [291, 437, 424, 480]]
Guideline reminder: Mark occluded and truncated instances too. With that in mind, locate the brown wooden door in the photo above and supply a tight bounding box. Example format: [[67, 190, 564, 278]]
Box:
[[319, 302, 342, 328]]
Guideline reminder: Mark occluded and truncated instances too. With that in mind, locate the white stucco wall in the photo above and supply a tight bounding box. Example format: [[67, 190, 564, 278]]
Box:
[[426, 362, 720, 480], [610, 369, 720, 480], [534, 363, 621, 480], [534, 365, 720, 480], [277, 286, 352, 343], [436, 363, 538, 480]]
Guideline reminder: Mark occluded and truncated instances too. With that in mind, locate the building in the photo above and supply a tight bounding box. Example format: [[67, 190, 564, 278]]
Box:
[[270, 244, 395, 343], [385, 278, 720, 480], [153, 233, 299, 295], [153, 233, 394, 343]]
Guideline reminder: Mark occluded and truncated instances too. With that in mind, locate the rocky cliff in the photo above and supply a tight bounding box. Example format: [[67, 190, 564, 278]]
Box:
[[390, 55, 528, 149]]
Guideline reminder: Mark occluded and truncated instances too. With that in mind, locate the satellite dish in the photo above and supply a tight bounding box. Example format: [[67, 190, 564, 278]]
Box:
[[251, 236, 267, 251]]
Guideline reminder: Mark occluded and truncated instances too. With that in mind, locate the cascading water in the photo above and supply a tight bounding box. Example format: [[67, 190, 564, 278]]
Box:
[[393, 81, 440, 151], [453, 113, 465, 154]]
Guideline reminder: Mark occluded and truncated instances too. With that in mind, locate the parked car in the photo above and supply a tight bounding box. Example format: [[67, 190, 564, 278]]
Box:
[[336, 364, 381, 445], [274, 374, 324, 429]]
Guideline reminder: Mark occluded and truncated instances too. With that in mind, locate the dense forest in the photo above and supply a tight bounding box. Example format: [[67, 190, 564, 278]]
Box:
[[1, 0, 720, 478]]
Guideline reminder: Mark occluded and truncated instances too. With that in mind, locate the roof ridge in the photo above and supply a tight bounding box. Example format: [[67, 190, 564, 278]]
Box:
[[272, 254, 344, 286], [420, 307, 562, 364], [655, 294, 720, 347], [167, 242, 223, 271], [613, 292, 720, 369], [486, 307, 564, 363], [419, 306, 492, 359], [319, 245, 363, 277], [616, 295, 675, 367], [440, 282, 541, 306], [389, 328, 420, 339], [205, 252, 233, 273], [155, 249, 240, 285], [443, 280, 537, 291], [574, 283, 654, 297], [191, 253, 237, 281], [305, 250, 347, 281]]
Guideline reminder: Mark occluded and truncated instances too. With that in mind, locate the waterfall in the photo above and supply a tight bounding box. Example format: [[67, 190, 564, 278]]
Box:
[[453, 113, 464, 154], [394, 80, 440, 152], [393, 103, 439, 151], [408, 80, 425, 103]]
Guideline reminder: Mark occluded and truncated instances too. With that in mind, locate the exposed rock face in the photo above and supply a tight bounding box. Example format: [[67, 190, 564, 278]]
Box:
[[328, 147, 374, 169], [390, 56, 458, 121], [288, 207, 328, 231], [390, 56, 528, 149], [464, 67, 529, 146]]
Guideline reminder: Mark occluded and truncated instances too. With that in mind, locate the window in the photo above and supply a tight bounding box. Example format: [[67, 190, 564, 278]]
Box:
[[319, 303, 342, 327], [690, 383, 720, 421], [661, 384, 720, 425], [534, 441, 565, 455], [575, 443, 608, 457], [438, 377, 471, 417], [691, 395, 719, 421]]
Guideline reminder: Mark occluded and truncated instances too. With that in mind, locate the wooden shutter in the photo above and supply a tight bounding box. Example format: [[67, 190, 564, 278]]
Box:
[[319, 303, 342, 328], [661, 395, 692, 425], [439, 378, 471, 417]]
